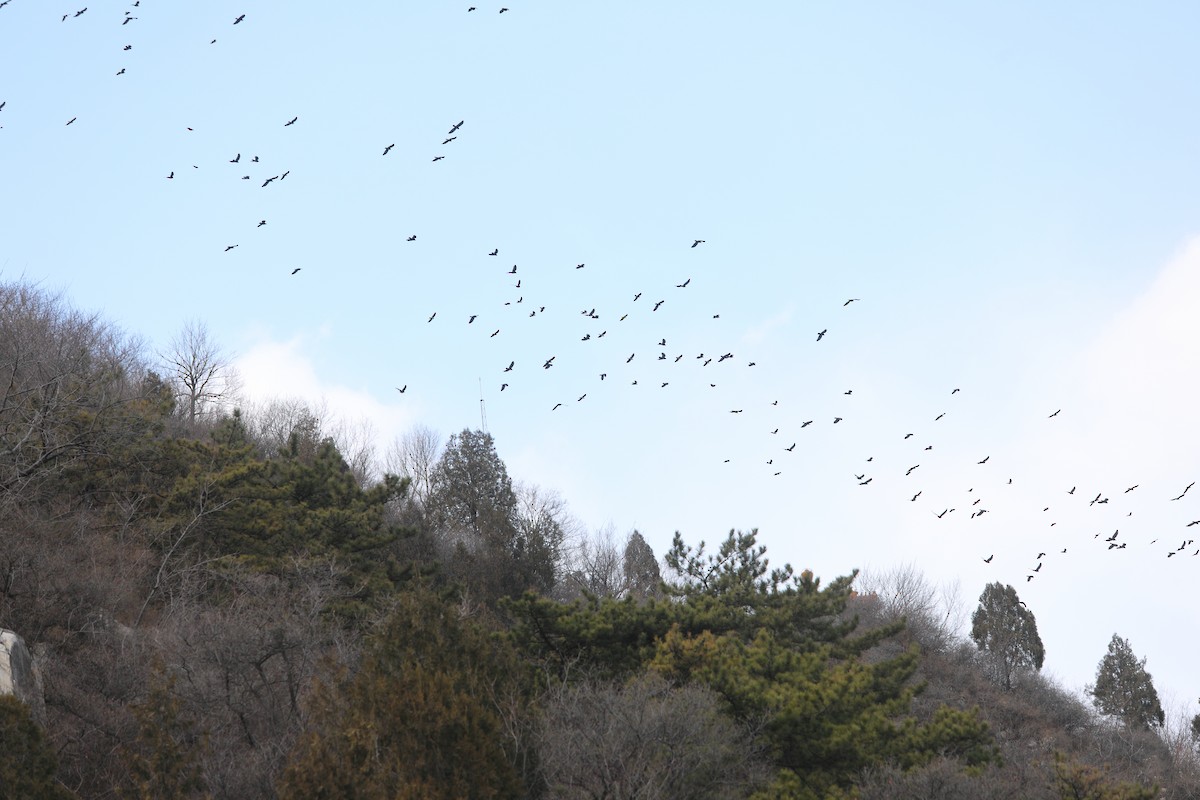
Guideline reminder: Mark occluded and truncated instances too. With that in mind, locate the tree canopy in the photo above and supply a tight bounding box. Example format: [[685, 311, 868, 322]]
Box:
[[1090, 634, 1165, 731], [970, 582, 1045, 690]]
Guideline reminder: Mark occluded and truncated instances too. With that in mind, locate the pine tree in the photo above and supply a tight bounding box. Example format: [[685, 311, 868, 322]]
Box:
[[1090, 634, 1165, 730], [0, 695, 72, 800], [970, 582, 1045, 690]]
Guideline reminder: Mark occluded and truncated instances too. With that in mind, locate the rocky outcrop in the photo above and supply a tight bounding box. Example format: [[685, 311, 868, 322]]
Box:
[[0, 628, 45, 725]]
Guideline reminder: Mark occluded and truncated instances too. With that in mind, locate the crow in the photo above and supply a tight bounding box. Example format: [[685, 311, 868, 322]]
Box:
[[233, 13, 245, 23], [691, 239, 705, 248], [816, 329, 827, 341], [284, 116, 297, 126], [504, 361, 513, 372], [396, 385, 407, 394], [383, 144, 394, 155], [442, 136, 456, 145], [469, 315, 478, 323], [230, 153, 241, 163], [449, 120, 464, 133], [653, 300, 665, 311], [983, 555, 994, 563], [676, 278, 691, 288], [489, 249, 498, 256]]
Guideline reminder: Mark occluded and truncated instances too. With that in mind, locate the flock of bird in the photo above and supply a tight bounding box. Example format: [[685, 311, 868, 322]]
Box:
[[4, 2, 1196, 588]]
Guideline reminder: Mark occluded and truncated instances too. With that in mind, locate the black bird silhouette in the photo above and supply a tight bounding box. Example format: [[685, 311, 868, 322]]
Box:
[[935, 412, 945, 420], [242, 175, 250, 180], [500, 383, 507, 390], [1124, 485, 1138, 493], [816, 329, 827, 341], [449, 120, 464, 133], [633, 292, 642, 301], [224, 244, 237, 251], [427, 312, 436, 322], [509, 265, 517, 274], [978, 456, 989, 464], [75, 8, 86, 16], [284, 116, 297, 126], [906, 465, 919, 476], [255, 220, 266, 228], [1026, 575, 1034, 582], [233, 14, 245, 23], [396, 385, 407, 394], [801, 421, 813, 428], [504, 361, 513, 371], [290, 268, 301, 275], [626, 353, 635, 363], [911, 492, 921, 501], [1068, 486, 1076, 494], [552, 403, 561, 410], [407, 235, 416, 242], [1171, 482, 1195, 501], [661, 382, 669, 388], [1049, 409, 1061, 418], [845, 390, 852, 395], [280, 170, 289, 180], [252, 156, 259, 162], [469, 315, 478, 323], [833, 417, 843, 423], [844, 298, 860, 306], [859, 477, 872, 485], [578, 394, 586, 402], [230, 153, 241, 163], [576, 263, 585, 269], [1037, 552, 1046, 559], [904, 433, 914, 439], [937, 509, 949, 518], [730, 409, 743, 414], [262, 176, 279, 187], [676, 278, 691, 288], [166, 171, 174, 179], [383, 144, 394, 155], [691, 239, 704, 248], [952, 388, 960, 394], [1033, 563, 1043, 572], [489, 249, 498, 256], [499, 6, 508, 12], [66, 117, 77, 125], [442, 136, 456, 145], [658, 339, 667, 346], [786, 443, 796, 452], [116, 68, 125, 75], [653, 300, 665, 311], [490, 330, 499, 338], [543, 356, 556, 369]]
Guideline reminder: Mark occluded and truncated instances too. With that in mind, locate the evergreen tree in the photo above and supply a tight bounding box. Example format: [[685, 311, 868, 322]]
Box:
[[277, 587, 526, 799], [1090, 634, 1165, 730], [970, 582, 1045, 690], [0, 695, 72, 800]]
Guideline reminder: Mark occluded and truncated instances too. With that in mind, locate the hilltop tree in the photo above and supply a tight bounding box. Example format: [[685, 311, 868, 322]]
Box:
[[622, 530, 662, 600], [1090, 634, 1165, 731], [970, 582, 1045, 690], [163, 319, 240, 426]]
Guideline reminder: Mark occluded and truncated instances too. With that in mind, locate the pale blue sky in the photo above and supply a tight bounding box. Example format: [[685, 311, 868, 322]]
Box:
[[3, 1, 1198, 719]]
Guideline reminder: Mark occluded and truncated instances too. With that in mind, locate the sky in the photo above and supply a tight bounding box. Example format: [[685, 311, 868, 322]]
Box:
[[2, 1, 1198, 719]]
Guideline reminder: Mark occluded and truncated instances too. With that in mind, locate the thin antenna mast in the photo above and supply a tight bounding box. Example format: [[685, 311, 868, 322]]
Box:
[[478, 377, 488, 433]]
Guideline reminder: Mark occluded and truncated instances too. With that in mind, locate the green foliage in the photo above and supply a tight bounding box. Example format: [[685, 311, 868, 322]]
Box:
[[970, 582, 1045, 690], [120, 665, 208, 800], [509, 530, 997, 798], [1052, 753, 1157, 800], [0, 694, 71, 800], [1089, 634, 1164, 731], [277, 586, 526, 800]]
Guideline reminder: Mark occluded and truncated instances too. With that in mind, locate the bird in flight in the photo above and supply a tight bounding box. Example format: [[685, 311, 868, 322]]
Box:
[[833, 417, 843, 423], [503, 361, 514, 372], [449, 120, 464, 134], [676, 278, 691, 288], [509, 265, 517, 274], [233, 14, 245, 24], [844, 298, 860, 306], [552, 403, 562, 410], [432, 156, 445, 162], [166, 171, 174, 179], [978, 456, 990, 464], [800, 421, 813, 428], [1171, 482, 1194, 501], [691, 239, 705, 248], [906, 465, 919, 476], [1124, 485, 1138, 493], [951, 388, 960, 394], [66, 117, 77, 125], [442, 136, 457, 145], [786, 443, 796, 452], [257, 220, 266, 227], [816, 329, 827, 341], [911, 492, 921, 501], [654, 300, 665, 311], [500, 383, 508, 391], [396, 385, 407, 394], [383, 144, 394, 156], [230, 153, 241, 163], [490, 329, 499, 338], [224, 244, 237, 252], [427, 312, 436, 322], [407, 235, 417, 242], [284, 116, 298, 126], [489, 249, 498, 256], [290, 268, 301, 275], [116, 68, 125, 76], [1049, 409, 1061, 418]]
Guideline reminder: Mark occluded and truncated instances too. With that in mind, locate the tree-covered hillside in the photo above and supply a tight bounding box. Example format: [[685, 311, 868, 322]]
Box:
[[1, 281, 1197, 799]]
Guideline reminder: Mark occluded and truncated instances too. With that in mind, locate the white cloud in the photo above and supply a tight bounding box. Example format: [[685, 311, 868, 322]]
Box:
[[234, 334, 417, 467]]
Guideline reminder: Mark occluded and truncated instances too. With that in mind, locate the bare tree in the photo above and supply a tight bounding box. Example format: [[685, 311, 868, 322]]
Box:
[[162, 320, 240, 425], [385, 424, 442, 507], [855, 563, 962, 653], [537, 671, 765, 799]]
